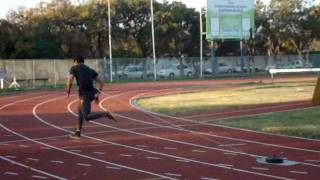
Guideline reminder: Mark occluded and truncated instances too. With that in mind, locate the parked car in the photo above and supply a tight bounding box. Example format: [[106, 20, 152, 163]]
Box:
[[204, 63, 233, 75], [116, 65, 153, 79], [234, 65, 260, 73], [158, 64, 194, 78]]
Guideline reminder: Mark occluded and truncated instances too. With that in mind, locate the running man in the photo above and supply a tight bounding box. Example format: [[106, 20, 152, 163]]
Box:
[[66, 55, 116, 139]]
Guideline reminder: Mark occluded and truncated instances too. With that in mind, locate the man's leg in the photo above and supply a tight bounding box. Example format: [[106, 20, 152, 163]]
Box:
[[69, 100, 84, 139], [80, 94, 110, 121]]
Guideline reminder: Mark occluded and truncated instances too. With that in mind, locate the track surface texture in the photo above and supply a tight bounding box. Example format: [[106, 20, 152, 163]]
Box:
[[1, 77, 320, 180]]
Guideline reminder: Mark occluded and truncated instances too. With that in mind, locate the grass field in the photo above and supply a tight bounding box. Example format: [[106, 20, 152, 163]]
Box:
[[213, 108, 320, 139], [136, 80, 320, 139], [136, 81, 314, 115]]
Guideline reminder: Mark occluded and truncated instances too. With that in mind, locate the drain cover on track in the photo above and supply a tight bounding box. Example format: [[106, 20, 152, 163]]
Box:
[[256, 156, 299, 166]]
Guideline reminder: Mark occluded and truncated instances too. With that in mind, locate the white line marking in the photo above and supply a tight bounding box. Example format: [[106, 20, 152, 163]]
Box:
[[32, 175, 48, 179], [77, 163, 92, 167], [120, 154, 132, 157], [5, 155, 16, 159], [50, 160, 64, 164], [251, 167, 269, 171], [4, 134, 14, 137], [19, 144, 30, 148], [0, 143, 9, 146], [223, 152, 237, 156], [164, 147, 177, 150], [4, 171, 18, 176], [201, 177, 219, 180], [192, 149, 206, 153], [164, 173, 182, 177], [146, 157, 161, 160], [26, 158, 39, 162], [106, 166, 121, 170], [218, 164, 234, 167], [175, 159, 190, 163], [93, 152, 105, 155], [219, 143, 246, 147], [0, 155, 66, 180], [289, 171, 308, 175]]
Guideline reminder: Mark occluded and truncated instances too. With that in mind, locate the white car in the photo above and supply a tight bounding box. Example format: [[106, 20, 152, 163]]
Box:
[[204, 63, 233, 75], [158, 64, 194, 78], [119, 65, 153, 79]]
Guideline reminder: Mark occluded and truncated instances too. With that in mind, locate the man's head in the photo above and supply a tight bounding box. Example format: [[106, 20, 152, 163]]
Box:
[[73, 55, 84, 64]]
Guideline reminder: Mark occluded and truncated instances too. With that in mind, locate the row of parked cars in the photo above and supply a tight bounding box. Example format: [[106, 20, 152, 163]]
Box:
[[108, 60, 314, 79]]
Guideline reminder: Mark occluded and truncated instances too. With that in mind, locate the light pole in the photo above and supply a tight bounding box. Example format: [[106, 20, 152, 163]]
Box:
[[151, 0, 157, 81], [200, 8, 203, 79], [108, 0, 113, 82]]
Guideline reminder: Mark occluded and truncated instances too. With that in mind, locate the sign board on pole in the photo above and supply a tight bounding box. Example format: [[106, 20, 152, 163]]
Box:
[[206, 0, 255, 40]]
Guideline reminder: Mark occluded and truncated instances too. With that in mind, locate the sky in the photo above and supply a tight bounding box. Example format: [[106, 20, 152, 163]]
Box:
[[0, 0, 318, 19]]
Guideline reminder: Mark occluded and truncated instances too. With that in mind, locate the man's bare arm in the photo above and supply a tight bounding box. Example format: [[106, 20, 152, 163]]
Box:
[[66, 75, 74, 97]]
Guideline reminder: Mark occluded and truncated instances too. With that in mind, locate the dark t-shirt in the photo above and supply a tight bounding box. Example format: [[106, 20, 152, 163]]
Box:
[[69, 63, 98, 96]]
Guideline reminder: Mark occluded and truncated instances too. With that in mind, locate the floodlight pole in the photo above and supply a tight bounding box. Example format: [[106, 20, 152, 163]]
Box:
[[151, 0, 157, 81], [200, 9, 203, 79], [240, 39, 244, 73], [108, 0, 113, 82]]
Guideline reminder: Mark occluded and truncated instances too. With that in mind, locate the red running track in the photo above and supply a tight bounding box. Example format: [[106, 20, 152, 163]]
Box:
[[0, 77, 320, 180]]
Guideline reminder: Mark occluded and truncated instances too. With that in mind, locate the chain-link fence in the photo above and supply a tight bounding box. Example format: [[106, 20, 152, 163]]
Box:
[[0, 55, 317, 90]]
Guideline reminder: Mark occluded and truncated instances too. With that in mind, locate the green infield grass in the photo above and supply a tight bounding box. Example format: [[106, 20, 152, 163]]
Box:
[[136, 80, 319, 139]]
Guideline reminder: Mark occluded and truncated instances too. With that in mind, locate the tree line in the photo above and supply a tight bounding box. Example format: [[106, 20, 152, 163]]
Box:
[[0, 0, 319, 60]]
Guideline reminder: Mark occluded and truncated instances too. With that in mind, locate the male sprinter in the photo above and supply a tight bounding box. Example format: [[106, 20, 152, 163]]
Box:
[[66, 55, 116, 139]]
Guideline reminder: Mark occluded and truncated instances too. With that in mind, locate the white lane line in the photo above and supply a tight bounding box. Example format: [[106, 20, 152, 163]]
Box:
[[50, 160, 64, 164], [251, 167, 269, 171], [77, 163, 92, 167], [4, 171, 18, 176], [164, 147, 177, 150], [19, 144, 30, 148], [0, 155, 67, 180], [289, 171, 308, 175], [30, 98, 177, 180], [26, 158, 39, 162], [120, 154, 133, 157], [93, 152, 105, 155], [201, 177, 219, 180], [70, 95, 294, 180], [219, 143, 246, 147], [0, 143, 9, 146], [5, 155, 16, 159], [32, 175, 48, 179], [164, 173, 182, 177], [130, 94, 320, 153], [223, 152, 237, 156], [217, 164, 234, 167], [146, 157, 161, 160], [4, 134, 14, 137], [106, 166, 121, 170], [192, 149, 206, 153], [175, 159, 190, 163]]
